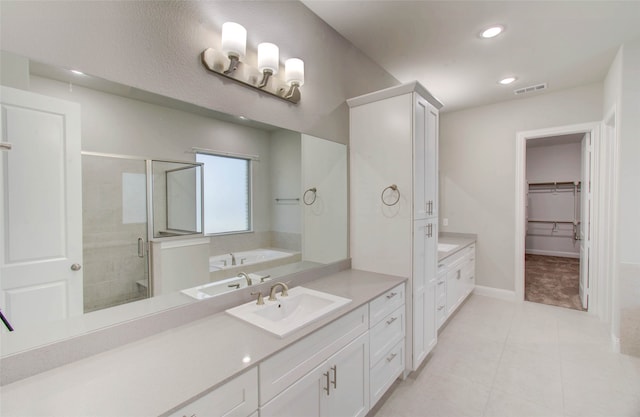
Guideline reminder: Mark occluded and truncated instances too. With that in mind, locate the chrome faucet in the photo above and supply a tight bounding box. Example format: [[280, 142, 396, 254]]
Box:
[[268, 282, 289, 301], [238, 272, 252, 286], [230, 253, 236, 266]]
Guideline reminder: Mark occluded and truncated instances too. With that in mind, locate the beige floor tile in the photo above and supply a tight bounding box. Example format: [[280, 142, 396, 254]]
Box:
[[491, 345, 564, 411], [483, 389, 564, 417], [372, 295, 636, 417]]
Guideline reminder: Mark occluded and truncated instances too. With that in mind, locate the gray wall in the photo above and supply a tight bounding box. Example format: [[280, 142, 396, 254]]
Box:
[[0, 1, 399, 145], [439, 83, 603, 292]]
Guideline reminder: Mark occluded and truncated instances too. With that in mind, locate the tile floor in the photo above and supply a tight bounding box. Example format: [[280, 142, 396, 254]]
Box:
[[370, 295, 640, 417]]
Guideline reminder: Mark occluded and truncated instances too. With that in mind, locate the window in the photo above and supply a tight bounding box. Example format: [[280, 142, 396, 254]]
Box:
[[196, 152, 251, 234]]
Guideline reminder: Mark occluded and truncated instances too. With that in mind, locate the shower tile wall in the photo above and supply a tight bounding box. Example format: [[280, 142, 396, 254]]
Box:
[[82, 157, 147, 313]]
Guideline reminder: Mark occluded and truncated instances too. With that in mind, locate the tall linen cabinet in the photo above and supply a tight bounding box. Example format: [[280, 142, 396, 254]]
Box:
[[348, 82, 441, 372]]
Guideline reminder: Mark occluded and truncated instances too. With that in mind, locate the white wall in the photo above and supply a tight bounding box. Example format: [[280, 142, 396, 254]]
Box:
[[604, 39, 640, 356], [0, 1, 398, 145], [270, 129, 302, 251], [525, 142, 581, 257], [302, 134, 348, 263], [439, 83, 603, 291]]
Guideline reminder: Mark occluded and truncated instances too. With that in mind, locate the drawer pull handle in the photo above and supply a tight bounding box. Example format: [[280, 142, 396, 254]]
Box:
[[331, 365, 337, 389], [386, 353, 397, 362], [437, 281, 445, 286], [386, 292, 398, 299], [386, 316, 398, 325], [457, 271, 461, 280], [323, 371, 331, 395], [437, 305, 445, 311]]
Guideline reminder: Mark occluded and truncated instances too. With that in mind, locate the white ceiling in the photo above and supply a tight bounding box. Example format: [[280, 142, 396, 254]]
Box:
[[302, 1, 640, 112]]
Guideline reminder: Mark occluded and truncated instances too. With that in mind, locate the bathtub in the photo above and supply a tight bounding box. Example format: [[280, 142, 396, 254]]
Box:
[[181, 272, 270, 300], [209, 248, 296, 271]]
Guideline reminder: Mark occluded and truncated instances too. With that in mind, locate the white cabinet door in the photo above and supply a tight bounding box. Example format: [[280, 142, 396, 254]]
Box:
[[0, 86, 83, 331], [413, 96, 439, 220], [425, 102, 439, 219], [446, 268, 460, 317], [261, 333, 369, 417], [322, 332, 369, 417], [412, 220, 437, 369]]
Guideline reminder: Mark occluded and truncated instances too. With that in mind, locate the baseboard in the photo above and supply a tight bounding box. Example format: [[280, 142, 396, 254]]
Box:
[[525, 249, 579, 258], [473, 285, 517, 302], [611, 333, 621, 353]]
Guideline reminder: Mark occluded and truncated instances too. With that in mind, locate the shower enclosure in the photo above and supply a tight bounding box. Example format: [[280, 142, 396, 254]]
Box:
[[82, 153, 203, 313]]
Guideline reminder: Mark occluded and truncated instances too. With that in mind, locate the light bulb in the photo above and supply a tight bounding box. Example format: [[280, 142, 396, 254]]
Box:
[[258, 43, 279, 75], [221, 22, 246, 58], [285, 58, 304, 86]]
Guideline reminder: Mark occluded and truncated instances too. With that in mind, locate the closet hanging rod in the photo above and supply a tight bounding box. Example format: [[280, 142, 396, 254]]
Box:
[[527, 219, 579, 224], [528, 181, 580, 186]]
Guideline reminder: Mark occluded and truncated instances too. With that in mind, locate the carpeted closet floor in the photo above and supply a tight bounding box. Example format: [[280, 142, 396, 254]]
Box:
[[525, 254, 585, 311]]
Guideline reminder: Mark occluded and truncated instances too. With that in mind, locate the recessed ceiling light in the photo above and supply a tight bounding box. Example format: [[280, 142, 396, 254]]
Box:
[[480, 25, 504, 39], [499, 77, 517, 85], [70, 69, 85, 76], [238, 115, 248, 120]]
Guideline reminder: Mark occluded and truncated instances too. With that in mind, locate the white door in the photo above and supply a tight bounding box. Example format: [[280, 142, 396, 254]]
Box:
[[0, 86, 83, 331], [579, 133, 591, 310]]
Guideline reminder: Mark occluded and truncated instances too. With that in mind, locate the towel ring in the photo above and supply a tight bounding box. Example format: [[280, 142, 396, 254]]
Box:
[[303, 187, 317, 205], [381, 184, 400, 206]]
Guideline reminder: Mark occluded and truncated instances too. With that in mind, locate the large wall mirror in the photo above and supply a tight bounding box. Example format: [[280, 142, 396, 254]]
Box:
[[0, 51, 348, 356]]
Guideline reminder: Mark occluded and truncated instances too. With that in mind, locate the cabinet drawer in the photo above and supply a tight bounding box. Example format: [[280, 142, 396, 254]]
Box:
[[370, 306, 405, 366], [369, 283, 405, 326], [436, 297, 447, 329], [436, 277, 446, 299], [168, 367, 257, 417], [259, 304, 368, 405], [370, 340, 404, 407]]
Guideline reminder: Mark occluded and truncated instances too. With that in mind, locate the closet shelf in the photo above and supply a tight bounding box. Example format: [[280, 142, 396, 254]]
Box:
[[527, 219, 580, 224]]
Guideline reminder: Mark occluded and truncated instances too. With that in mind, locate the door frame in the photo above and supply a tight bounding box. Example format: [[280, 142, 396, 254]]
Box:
[[514, 122, 601, 313]]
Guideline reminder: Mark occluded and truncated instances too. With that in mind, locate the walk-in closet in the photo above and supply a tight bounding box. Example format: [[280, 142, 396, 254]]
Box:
[[525, 133, 588, 311]]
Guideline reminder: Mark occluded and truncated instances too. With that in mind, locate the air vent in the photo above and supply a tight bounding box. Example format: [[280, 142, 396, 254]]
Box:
[[514, 83, 547, 95]]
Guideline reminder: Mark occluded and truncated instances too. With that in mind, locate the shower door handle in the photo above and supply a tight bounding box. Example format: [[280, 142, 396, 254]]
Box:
[[137, 238, 145, 258]]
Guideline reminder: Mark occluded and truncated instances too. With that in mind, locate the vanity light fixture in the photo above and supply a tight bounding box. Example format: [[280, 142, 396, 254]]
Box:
[[201, 22, 305, 104]]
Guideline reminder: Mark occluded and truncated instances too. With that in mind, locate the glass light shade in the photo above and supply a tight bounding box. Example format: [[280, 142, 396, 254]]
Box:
[[221, 22, 246, 58], [258, 43, 279, 74], [285, 58, 305, 86]]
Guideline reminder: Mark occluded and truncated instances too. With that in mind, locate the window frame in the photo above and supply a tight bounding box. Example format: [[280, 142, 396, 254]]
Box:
[[196, 151, 253, 236]]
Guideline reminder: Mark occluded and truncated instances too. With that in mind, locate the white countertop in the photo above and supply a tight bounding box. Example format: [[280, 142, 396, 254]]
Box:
[[438, 233, 477, 261], [0, 269, 406, 417]]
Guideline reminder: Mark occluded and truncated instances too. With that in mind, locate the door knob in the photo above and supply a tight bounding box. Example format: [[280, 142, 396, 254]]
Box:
[[70, 263, 82, 271]]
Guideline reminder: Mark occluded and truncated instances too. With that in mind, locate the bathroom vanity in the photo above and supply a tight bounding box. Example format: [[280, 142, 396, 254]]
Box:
[[0, 269, 406, 417], [437, 233, 477, 328]]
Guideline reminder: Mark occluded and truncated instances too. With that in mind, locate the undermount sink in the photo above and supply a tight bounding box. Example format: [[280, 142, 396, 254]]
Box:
[[438, 243, 459, 252], [226, 286, 352, 338]]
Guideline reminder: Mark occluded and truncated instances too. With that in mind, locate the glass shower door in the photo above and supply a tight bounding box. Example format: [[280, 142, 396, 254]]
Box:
[[81, 153, 150, 313]]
